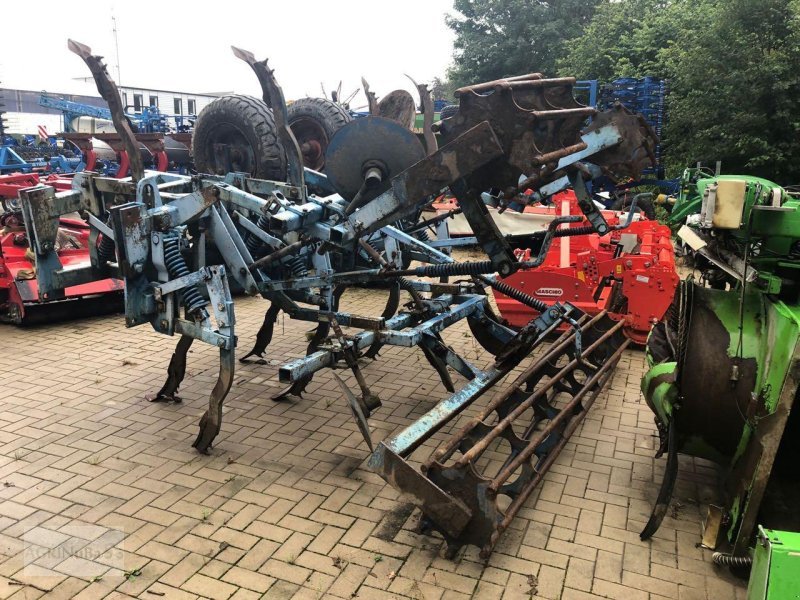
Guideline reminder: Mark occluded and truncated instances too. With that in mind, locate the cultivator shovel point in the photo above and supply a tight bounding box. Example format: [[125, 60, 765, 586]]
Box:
[[369, 310, 629, 557]]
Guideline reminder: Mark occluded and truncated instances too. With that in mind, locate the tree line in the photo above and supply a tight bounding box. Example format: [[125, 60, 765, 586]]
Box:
[[443, 0, 800, 183]]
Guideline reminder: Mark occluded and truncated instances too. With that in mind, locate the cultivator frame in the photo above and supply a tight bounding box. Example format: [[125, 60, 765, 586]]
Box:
[[13, 39, 661, 555]]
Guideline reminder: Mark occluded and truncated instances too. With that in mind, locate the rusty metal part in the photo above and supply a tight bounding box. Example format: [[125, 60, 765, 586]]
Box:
[[332, 372, 374, 451], [361, 77, 379, 115], [583, 103, 657, 181], [378, 90, 417, 130], [148, 335, 193, 402], [249, 240, 304, 272], [440, 74, 593, 192], [240, 303, 281, 364], [330, 318, 381, 413], [231, 46, 305, 190], [370, 313, 629, 557], [405, 74, 438, 155], [68, 39, 144, 181], [193, 344, 235, 454]]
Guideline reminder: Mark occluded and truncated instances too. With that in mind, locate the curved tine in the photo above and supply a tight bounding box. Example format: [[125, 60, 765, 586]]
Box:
[[405, 74, 437, 155], [68, 39, 143, 181], [193, 345, 236, 454], [640, 420, 679, 540], [240, 303, 281, 364], [231, 46, 305, 189], [148, 335, 194, 402], [361, 77, 379, 115]]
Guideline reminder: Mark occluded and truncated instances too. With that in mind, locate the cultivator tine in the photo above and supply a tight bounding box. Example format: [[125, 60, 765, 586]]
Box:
[[369, 311, 630, 556], [361, 77, 379, 115], [640, 419, 678, 540], [148, 335, 194, 402], [240, 303, 281, 364], [231, 46, 305, 190], [193, 344, 236, 454], [67, 39, 144, 182], [405, 74, 437, 154], [333, 372, 374, 451], [330, 318, 381, 413]]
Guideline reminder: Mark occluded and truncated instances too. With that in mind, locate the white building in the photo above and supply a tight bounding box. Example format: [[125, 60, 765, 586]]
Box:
[[0, 85, 228, 136]]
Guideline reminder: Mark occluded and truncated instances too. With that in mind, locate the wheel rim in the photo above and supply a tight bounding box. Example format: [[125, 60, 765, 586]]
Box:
[[290, 117, 329, 170], [205, 123, 256, 174]]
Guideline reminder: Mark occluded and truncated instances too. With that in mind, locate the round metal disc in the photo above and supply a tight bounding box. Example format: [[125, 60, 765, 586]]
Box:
[[325, 116, 426, 201]]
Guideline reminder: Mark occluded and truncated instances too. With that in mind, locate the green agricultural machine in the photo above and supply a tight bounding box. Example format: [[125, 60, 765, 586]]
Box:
[[640, 173, 800, 576]]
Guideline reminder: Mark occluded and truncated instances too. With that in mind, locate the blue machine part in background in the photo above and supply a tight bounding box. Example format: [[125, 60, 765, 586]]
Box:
[[598, 77, 668, 177]]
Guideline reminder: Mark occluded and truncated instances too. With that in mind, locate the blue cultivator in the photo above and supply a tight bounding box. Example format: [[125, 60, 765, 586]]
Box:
[[16, 40, 656, 555]]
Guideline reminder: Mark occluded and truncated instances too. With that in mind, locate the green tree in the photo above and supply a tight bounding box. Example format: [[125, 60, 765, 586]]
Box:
[[446, 0, 604, 88], [430, 76, 456, 102], [560, 0, 800, 182], [665, 0, 800, 181]]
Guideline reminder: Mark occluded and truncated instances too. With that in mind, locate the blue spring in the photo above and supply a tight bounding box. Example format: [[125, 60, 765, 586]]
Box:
[[163, 233, 207, 318]]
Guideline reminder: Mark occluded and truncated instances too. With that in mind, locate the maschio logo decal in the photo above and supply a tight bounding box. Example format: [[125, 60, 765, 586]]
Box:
[[535, 287, 563, 297]]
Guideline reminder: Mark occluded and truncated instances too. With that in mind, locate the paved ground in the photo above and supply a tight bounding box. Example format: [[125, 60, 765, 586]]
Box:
[[0, 288, 748, 599]]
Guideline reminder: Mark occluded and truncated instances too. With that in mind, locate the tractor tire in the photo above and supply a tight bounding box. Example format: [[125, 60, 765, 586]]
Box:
[[439, 104, 459, 120], [287, 98, 352, 171], [612, 195, 656, 220], [192, 94, 287, 180]]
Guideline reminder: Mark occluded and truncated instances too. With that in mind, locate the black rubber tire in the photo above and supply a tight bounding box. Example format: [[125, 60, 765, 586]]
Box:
[[287, 97, 352, 171], [192, 94, 286, 179], [439, 104, 459, 120], [612, 195, 656, 220]]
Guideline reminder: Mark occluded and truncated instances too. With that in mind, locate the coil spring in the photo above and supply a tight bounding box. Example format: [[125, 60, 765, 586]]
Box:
[[413, 261, 496, 278], [487, 277, 549, 312], [98, 233, 116, 263], [245, 213, 271, 255], [284, 255, 308, 279], [163, 233, 208, 318], [555, 225, 596, 238], [711, 553, 752, 569], [414, 228, 431, 243]]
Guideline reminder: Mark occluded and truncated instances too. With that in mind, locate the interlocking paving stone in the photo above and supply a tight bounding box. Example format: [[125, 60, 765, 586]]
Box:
[[1, 282, 747, 598]]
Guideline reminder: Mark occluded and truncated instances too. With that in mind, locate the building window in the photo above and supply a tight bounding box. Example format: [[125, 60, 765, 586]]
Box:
[[174, 98, 182, 114], [122, 92, 128, 108], [149, 95, 158, 108], [133, 93, 143, 112], [187, 99, 196, 115]]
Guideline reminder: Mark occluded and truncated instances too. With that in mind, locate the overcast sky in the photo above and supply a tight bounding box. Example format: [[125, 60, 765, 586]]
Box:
[[1, 0, 457, 109]]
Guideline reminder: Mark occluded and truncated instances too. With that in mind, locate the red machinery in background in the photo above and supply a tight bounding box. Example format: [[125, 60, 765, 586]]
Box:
[[434, 190, 678, 344], [491, 191, 678, 344], [0, 173, 123, 323]]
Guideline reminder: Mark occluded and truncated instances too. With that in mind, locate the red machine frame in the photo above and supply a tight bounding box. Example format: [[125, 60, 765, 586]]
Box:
[[491, 191, 678, 344], [1, 173, 123, 323]]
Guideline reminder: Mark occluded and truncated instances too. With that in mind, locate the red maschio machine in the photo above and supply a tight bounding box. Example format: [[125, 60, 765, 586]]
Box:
[[0, 173, 123, 323], [491, 191, 678, 344]]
